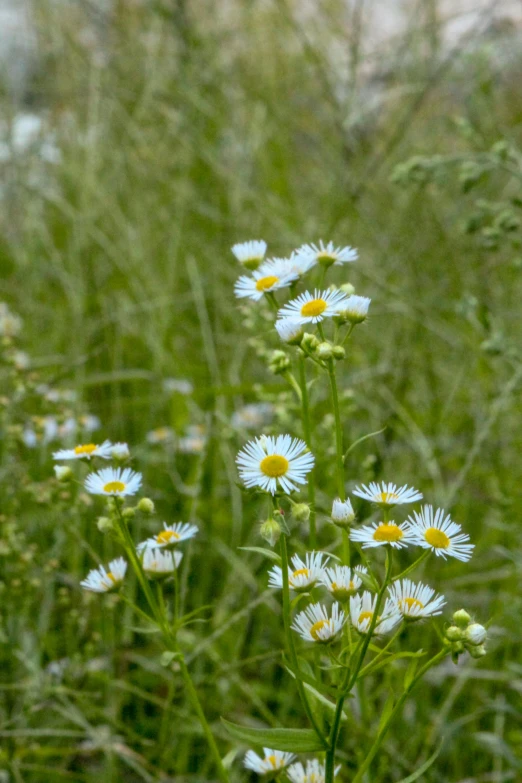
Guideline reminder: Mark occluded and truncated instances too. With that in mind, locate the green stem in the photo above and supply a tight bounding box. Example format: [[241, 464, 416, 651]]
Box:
[[392, 549, 431, 581], [327, 359, 346, 501], [342, 530, 350, 566], [298, 353, 316, 548]]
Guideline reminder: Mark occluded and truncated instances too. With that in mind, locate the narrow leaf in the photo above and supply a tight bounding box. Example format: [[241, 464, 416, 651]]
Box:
[[378, 692, 395, 733], [221, 719, 326, 752], [238, 547, 282, 564], [395, 741, 443, 783]]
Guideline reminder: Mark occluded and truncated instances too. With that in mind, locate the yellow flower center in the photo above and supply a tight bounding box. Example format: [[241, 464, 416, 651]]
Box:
[[358, 611, 374, 625], [310, 619, 330, 640], [156, 530, 181, 545], [103, 481, 126, 493], [376, 491, 399, 504], [74, 443, 98, 455], [255, 275, 279, 292], [260, 454, 289, 478], [373, 523, 403, 543], [400, 597, 424, 612], [106, 572, 116, 582], [301, 298, 327, 317], [424, 527, 450, 549], [292, 568, 310, 580], [266, 755, 278, 769]]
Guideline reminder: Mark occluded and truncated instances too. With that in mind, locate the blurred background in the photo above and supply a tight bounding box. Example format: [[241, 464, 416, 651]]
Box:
[[1, 1, 522, 781]]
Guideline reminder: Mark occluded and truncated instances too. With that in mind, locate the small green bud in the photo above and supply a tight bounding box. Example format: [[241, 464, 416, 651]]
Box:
[[54, 466, 73, 482], [339, 283, 355, 296], [291, 503, 310, 522], [122, 507, 136, 521], [465, 623, 487, 646], [332, 345, 345, 360], [260, 518, 281, 547], [138, 498, 155, 515], [445, 625, 464, 642], [301, 333, 319, 353], [268, 350, 291, 375], [97, 516, 115, 533], [317, 342, 334, 360], [468, 643, 487, 659], [453, 609, 471, 628]]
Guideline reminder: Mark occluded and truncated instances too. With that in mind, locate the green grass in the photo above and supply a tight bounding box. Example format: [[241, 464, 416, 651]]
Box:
[[0, 1, 521, 780]]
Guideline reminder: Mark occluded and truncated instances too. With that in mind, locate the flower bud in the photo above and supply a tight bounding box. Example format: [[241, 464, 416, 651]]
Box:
[[445, 625, 464, 642], [122, 507, 136, 521], [97, 516, 115, 533], [339, 283, 355, 296], [54, 465, 73, 482], [111, 442, 130, 460], [275, 319, 304, 346], [332, 345, 345, 360], [331, 498, 355, 528], [452, 609, 471, 628], [316, 342, 334, 361], [138, 498, 155, 515], [335, 295, 371, 325], [468, 643, 487, 659], [268, 350, 291, 375], [301, 333, 319, 353], [260, 518, 281, 547], [465, 623, 487, 646], [291, 503, 310, 522]]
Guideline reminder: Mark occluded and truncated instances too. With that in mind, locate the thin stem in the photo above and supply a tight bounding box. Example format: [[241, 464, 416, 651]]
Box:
[[327, 359, 346, 501], [392, 549, 430, 581], [342, 530, 350, 566], [298, 353, 316, 548]]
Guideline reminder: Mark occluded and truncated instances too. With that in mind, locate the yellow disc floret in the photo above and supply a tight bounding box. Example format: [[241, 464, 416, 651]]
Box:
[[400, 597, 424, 612], [376, 491, 399, 504], [358, 611, 374, 625], [74, 443, 98, 455], [310, 619, 330, 640], [373, 523, 403, 543], [255, 275, 279, 292], [260, 454, 289, 478], [156, 530, 181, 545], [301, 298, 327, 318], [424, 527, 450, 549], [103, 481, 126, 493]]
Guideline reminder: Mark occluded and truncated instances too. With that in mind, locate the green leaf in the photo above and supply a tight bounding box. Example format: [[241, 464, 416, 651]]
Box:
[[395, 741, 443, 783], [238, 547, 282, 563], [343, 426, 387, 462], [362, 650, 426, 680], [221, 719, 326, 752], [125, 625, 161, 635], [358, 571, 380, 592], [378, 692, 395, 732], [285, 668, 348, 721], [404, 654, 422, 689], [160, 651, 182, 667]]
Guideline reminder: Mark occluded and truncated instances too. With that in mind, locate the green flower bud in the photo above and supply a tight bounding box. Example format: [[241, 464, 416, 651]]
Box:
[[317, 342, 335, 360], [97, 516, 115, 533], [54, 466, 73, 482], [339, 283, 355, 295], [332, 345, 345, 360], [138, 498, 155, 515], [445, 625, 464, 642], [268, 350, 291, 375], [291, 503, 311, 522], [452, 609, 471, 628], [468, 644, 487, 659], [260, 518, 281, 547], [301, 333, 319, 353]]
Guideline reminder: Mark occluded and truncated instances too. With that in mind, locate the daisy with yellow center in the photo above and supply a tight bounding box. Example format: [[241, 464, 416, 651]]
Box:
[[84, 466, 142, 497], [407, 505, 474, 562], [138, 522, 199, 552], [287, 759, 340, 783], [268, 551, 329, 592], [234, 258, 299, 302], [141, 548, 183, 580], [53, 440, 113, 461], [293, 240, 358, 270], [389, 578, 446, 620], [349, 591, 401, 636], [350, 520, 416, 549], [244, 748, 296, 774], [278, 288, 350, 325], [80, 557, 127, 593], [319, 565, 367, 602], [236, 434, 314, 495], [352, 481, 423, 507], [292, 602, 346, 644], [231, 239, 267, 271]]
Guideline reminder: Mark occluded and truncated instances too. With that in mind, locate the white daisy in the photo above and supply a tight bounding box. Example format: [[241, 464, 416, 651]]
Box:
[[80, 557, 127, 593], [350, 520, 416, 550], [236, 434, 314, 495], [278, 288, 349, 325], [141, 548, 183, 579], [331, 497, 355, 526], [234, 259, 298, 302], [138, 522, 199, 552], [111, 442, 130, 460], [84, 466, 142, 497], [53, 440, 113, 461], [406, 505, 474, 562], [352, 481, 423, 507], [350, 591, 402, 636], [231, 239, 267, 270], [292, 602, 346, 644], [275, 317, 304, 345], [319, 565, 367, 602], [287, 759, 340, 783], [231, 403, 273, 431], [389, 579, 446, 620], [268, 551, 329, 592], [244, 748, 296, 774], [335, 294, 371, 324], [294, 240, 358, 269], [147, 427, 174, 444]]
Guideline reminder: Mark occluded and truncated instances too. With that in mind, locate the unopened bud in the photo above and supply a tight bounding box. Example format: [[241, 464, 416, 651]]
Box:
[[339, 283, 356, 296], [468, 643, 487, 659], [111, 442, 130, 460], [260, 518, 281, 547], [445, 625, 464, 642], [275, 319, 304, 346], [122, 507, 136, 521], [331, 498, 355, 528], [268, 350, 291, 375], [335, 295, 371, 325], [453, 609, 471, 628], [332, 345, 345, 360], [291, 503, 310, 522], [301, 333, 319, 353], [138, 498, 155, 515], [317, 342, 334, 360], [97, 516, 114, 533], [465, 623, 487, 646], [54, 465, 73, 482]]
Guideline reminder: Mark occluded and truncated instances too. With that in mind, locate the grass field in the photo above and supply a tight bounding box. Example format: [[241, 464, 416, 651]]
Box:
[[0, 2, 521, 781]]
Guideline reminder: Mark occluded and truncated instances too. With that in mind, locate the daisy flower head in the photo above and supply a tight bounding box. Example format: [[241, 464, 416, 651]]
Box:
[[287, 759, 340, 783], [352, 481, 423, 508], [278, 288, 349, 325], [331, 497, 355, 527], [80, 557, 127, 593], [294, 240, 358, 270], [407, 505, 474, 562], [244, 748, 296, 774], [335, 294, 371, 325], [236, 434, 314, 495], [350, 520, 416, 550], [138, 522, 199, 552], [275, 317, 304, 345], [110, 442, 130, 460], [142, 548, 183, 580], [292, 602, 346, 644], [53, 440, 113, 461], [389, 579, 446, 621], [319, 565, 367, 602], [268, 551, 329, 592], [350, 591, 402, 636], [231, 239, 267, 271], [84, 466, 142, 497], [234, 259, 299, 302]]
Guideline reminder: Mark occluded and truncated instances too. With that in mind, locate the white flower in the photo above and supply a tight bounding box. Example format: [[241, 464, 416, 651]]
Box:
[[278, 288, 349, 325], [244, 748, 296, 774], [389, 579, 446, 620], [84, 467, 142, 497], [54, 465, 72, 481], [111, 442, 130, 460], [275, 318, 304, 345], [80, 557, 127, 593], [231, 239, 267, 270], [231, 403, 273, 431], [268, 551, 329, 592], [177, 424, 207, 454], [147, 427, 174, 444], [466, 623, 487, 645], [336, 294, 371, 324], [141, 548, 183, 579], [0, 302, 23, 337], [53, 440, 113, 461], [163, 378, 193, 395], [350, 520, 416, 549], [292, 602, 346, 643], [287, 759, 340, 783], [294, 240, 358, 269], [352, 481, 423, 507], [319, 565, 367, 601], [406, 505, 474, 562], [350, 591, 402, 636], [138, 522, 199, 551], [331, 497, 355, 526], [234, 260, 298, 302], [79, 414, 101, 433], [236, 434, 314, 495]]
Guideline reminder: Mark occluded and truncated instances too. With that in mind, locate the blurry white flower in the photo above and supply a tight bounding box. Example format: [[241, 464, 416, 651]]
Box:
[[292, 602, 346, 643], [231, 403, 273, 431], [142, 548, 183, 579], [231, 239, 267, 270], [54, 465, 72, 482], [319, 565, 366, 601], [138, 522, 199, 551], [85, 467, 142, 497], [147, 426, 174, 444], [275, 318, 304, 345], [407, 505, 474, 562], [79, 415, 101, 433], [0, 302, 23, 337], [350, 521, 416, 549], [177, 424, 206, 454], [163, 378, 193, 395], [268, 551, 329, 592], [80, 557, 127, 593], [389, 579, 446, 620], [287, 759, 340, 783], [294, 240, 358, 269], [236, 434, 314, 495], [111, 442, 130, 460], [12, 350, 30, 369], [53, 440, 113, 461], [278, 289, 349, 325], [352, 481, 423, 507], [244, 748, 296, 774], [350, 591, 401, 636]]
